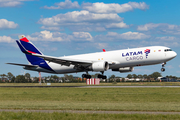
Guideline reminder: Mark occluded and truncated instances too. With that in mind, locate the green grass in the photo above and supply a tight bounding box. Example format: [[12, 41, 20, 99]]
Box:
[[0, 87, 180, 111], [1, 112, 180, 120]]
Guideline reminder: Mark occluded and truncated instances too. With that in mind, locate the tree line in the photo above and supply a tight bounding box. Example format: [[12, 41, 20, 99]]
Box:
[[126, 72, 178, 80], [126, 72, 162, 80], [0, 72, 179, 83], [0, 72, 86, 83], [107, 72, 179, 82], [0, 72, 32, 83]]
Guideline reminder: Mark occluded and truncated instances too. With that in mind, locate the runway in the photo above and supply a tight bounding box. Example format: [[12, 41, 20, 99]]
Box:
[[82, 86, 180, 88], [0, 109, 180, 115], [0, 85, 180, 88]]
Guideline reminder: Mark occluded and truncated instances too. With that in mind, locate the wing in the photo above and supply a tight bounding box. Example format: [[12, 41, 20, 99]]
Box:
[[28, 53, 93, 68], [27, 53, 117, 70]]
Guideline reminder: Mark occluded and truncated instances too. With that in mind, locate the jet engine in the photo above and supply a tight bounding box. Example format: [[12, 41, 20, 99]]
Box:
[[91, 61, 109, 71], [112, 67, 134, 73]]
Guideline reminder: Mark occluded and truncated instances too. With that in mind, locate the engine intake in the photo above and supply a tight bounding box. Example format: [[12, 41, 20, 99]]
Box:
[[112, 67, 134, 73], [92, 61, 109, 71]]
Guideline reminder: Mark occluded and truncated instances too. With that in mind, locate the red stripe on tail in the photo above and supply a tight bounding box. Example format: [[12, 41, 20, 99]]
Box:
[[20, 37, 29, 42], [28, 50, 36, 54]]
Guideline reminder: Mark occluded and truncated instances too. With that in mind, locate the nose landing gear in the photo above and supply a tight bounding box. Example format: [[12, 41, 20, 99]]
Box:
[[161, 68, 165, 72], [161, 62, 166, 72]]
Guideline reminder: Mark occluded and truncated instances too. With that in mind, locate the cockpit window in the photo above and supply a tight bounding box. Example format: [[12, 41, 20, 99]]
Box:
[[164, 49, 172, 52]]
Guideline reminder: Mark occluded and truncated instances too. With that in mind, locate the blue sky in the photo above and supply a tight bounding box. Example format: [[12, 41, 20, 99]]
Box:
[[1, 0, 180, 78]]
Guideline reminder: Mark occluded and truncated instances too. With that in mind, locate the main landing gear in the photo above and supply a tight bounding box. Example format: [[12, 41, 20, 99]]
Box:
[[82, 74, 91, 79], [97, 74, 107, 79], [161, 62, 166, 72], [97, 71, 107, 79], [82, 71, 107, 79]]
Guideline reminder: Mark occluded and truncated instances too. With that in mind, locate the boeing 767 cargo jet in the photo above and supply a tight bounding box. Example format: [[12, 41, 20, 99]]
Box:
[[7, 35, 177, 79]]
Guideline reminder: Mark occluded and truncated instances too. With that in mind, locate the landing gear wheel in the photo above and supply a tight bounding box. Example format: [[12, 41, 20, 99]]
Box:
[[102, 76, 107, 79], [97, 74, 103, 78], [87, 75, 91, 79], [82, 74, 86, 78], [161, 68, 165, 72], [82, 74, 91, 79], [97, 74, 107, 79]]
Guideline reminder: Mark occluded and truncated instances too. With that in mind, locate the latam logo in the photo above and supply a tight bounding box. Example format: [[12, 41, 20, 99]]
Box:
[[122, 51, 143, 61], [144, 49, 150, 58], [122, 49, 150, 61], [122, 51, 143, 57]]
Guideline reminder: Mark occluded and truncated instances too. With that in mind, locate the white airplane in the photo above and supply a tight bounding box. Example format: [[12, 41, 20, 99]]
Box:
[[7, 35, 177, 79]]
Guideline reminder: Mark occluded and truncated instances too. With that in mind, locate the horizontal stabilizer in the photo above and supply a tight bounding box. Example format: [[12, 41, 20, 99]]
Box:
[[6, 63, 38, 67]]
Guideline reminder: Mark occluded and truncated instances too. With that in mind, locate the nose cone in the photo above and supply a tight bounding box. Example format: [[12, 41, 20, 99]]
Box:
[[166, 51, 177, 61], [172, 51, 177, 58]]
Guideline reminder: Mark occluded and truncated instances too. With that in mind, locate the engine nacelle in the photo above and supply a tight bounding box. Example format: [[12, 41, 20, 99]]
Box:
[[112, 67, 134, 73], [92, 61, 109, 71]]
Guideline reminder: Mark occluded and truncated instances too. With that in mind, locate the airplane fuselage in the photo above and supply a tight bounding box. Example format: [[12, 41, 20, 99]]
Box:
[[24, 46, 176, 74]]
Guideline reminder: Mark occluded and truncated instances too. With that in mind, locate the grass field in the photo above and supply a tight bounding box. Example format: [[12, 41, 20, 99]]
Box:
[[1, 112, 180, 120], [1, 86, 180, 119], [0, 87, 180, 112]]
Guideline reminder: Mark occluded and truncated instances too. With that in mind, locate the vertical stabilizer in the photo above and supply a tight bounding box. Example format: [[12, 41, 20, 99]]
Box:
[[18, 35, 43, 55], [16, 35, 53, 71]]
